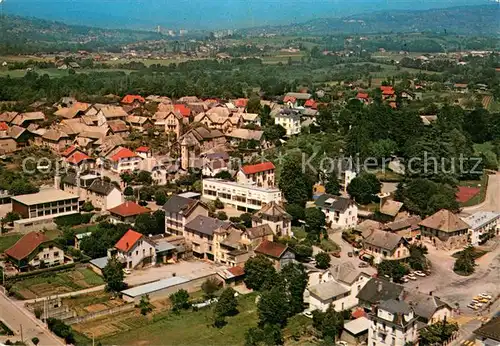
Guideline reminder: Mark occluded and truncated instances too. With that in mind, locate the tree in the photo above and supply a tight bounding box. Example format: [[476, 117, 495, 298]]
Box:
[[419, 320, 459, 345], [245, 324, 283, 346], [123, 186, 134, 196], [453, 247, 476, 276], [120, 172, 134, 185], [102, 257, 125, 292], [408, 244, 428, 270], [246, 95, 262, 114], [201, 278, 221, 300], [324, 173, 341, 195], [305, 207, 326, 233], [263, 124, 286, 142], [31, 337, 39, 345], [216, 211, 228, 220], [81, 201, 94, 212], [280, 263, 308, 315], [244, 255, 276, 291], [1, 212, 20, 224], [377, 260, 408, 282], [347, 173, 381, 205], [214, 198, 224, 209], [286, 204, 305, 224], [258, 284, 290, 327], [137, 171, 153, 185], [240, 213, 253, 227], [154, 190, 167, 206], [214, 287, 238, 324], [312, 305, 344, 341], [170, 289, 191, 312], [139, 294, 153, 315], [214, 170, 234, 180], [315, 252, 331, 269], [278, 153, 313, 207]]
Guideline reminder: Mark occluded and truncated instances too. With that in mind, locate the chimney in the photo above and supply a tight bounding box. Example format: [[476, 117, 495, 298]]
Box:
[[429, 291, 433, 296]]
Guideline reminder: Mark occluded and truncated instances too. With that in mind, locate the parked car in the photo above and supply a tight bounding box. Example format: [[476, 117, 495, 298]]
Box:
[[401, 277, 409, 283], [348, 252, 353, 257], [468, 303, 479, 310], [407, 274, 417, 280], [123, 268, 132, 275], [302, 311, 313, 318], [332, 251, 341, 258], [479, 293, 492, 300], [414, 271, 426, 277], [336, 342, 348, 346], [358, 262, 369, 268]]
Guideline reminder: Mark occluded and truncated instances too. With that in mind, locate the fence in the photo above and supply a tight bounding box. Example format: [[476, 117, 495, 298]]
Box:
[[64, 303, 135, 325]]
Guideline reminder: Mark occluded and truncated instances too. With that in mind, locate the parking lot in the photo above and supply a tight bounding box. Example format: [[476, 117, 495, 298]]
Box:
[[124, 259, 227, 287]]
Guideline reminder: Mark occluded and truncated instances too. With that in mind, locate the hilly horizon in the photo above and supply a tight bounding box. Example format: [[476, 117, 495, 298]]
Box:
[[3, 0, 494, 30]]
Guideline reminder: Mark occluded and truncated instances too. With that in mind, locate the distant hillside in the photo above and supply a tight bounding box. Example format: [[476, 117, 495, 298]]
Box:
[[241, 5, 500, 36], [0, 15, 165, 53]]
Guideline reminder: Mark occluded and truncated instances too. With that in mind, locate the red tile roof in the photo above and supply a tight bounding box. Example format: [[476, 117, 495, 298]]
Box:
[[5, 232, 50, 261], [352, 307, 367, 319], [135, 146, 150, 153], [380, 86, 395, 96], [0, 122, 8, 131], [110, 147, 138, 162], [115, 229, 143, 252], [304, 99, 317, 108], [241, 161, 275, 175], [234, 98, 249, 108], [283, 96, 296, 103], [227, 266, 245, 277], [66, 151, 92, 165], [108, 201, 150, 218], [255, 240, 288, 258], [121, 95, 145, 104], [61, 145, 77, 157], [356, 92, 369, 99], [174, 104, 191, 117]]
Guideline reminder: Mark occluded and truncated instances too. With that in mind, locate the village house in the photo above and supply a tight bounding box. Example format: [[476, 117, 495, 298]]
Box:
[[5, 232, 66, 271], [54, 102, 90, 119], [367, 299, 419, 346], [0, 125, 31, 153], [41, 129, 71, 152], [126, 115, 154, 132], [284, 92, 312, 107], [163, 195, 209, 236], [183, 215, 232, 260], [62, 172, 123, 210], [356, 278, 405, 311], [0, 111, 19, 124], [240, 113, 261, 126], [403, 291, 452, 324], [226, 128, 264, 147], [108, 229, 156, 270], [254, 240, 295, 270], [236, 161, 276, 188], [11, 112, 46, 128], [380, 86, 395, 100], [203, 178, 283, 212], [11, 189, 79, 232], [64, 150, 96, 172], [362, 229, 410, 264], [134, 146, 151, 159], [108, 201, 151, 224], [104, 146, 142, 174], [473, 316, 500, 346], [121, 95, 146, 108], [202, 159, 228, 177], [462, 211, 500, 246], [356, 92, 370, 104], [96, 106, 128, 126], [314, 194, 358, 229], [252, 201, 292, 237], [160, 110, 187, 139], [177, 127, 227, 170], [384, 215, 422, 242], [107, 120, 130, 137], [274, 110, 301, 136], [419, 209, 470, 249], [240, 224, 274, 250], [213, 226, 250, 266]]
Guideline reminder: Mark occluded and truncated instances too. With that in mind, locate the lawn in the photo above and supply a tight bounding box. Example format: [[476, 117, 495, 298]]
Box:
[[319, 238, 341, 252], [11, 267, 104, 299], [0, 234, 22, 252]]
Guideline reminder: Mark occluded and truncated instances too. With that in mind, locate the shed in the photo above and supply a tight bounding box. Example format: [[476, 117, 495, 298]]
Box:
[[341, 316, 370, 345], [121, 276, 190, 303]]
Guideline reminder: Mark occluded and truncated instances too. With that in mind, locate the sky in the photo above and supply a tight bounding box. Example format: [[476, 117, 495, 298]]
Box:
[[2, 0, 492, 30]]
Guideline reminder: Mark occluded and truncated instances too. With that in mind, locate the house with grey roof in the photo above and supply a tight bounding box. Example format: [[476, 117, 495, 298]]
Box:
[[163, 195, 209, 236], [62, 172, 123, 210], [362, 229, 409, 264], [403, 291, 452, 324], [252, 201, 292, 237], [356, 278, 404, 311], [314, 194, 358, 229], [308, 280, 351, 312], [474, 316, 500, 346]]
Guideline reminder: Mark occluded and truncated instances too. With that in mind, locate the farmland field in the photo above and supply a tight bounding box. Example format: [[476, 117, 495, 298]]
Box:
[[0, 234, 22, 252], [10, 267, 104, 299]]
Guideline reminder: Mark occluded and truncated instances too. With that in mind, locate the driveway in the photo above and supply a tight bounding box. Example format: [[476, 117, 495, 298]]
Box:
[[461, 173, 500, 216]]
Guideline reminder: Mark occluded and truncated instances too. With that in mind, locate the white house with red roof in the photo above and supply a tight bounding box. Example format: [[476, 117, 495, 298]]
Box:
[[236, 161, 276, 188], [135, 146, 151, 159], [104, 146, 142, 174], [108, 201, 151, 224], [65, 151, 96, 171], [109, 229, 156, 270]]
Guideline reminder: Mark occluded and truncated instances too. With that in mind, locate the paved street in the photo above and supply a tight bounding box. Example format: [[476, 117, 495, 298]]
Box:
[[0, 290, 64, 345]]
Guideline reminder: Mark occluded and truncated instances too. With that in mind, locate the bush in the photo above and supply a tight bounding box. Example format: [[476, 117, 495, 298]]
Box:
[[47, 318, 75, 344], [170, 289, 191, 312], [34, 307, 43, 319], [315, 252, 331, 269], [31, 337, 39, 345], [54, 213, 93, 227], [217, 211, 228, 220], [214, 198, 224, 209]]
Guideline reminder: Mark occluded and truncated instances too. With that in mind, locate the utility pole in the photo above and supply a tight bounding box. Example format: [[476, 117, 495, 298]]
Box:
[[20, 324, 23, 343]]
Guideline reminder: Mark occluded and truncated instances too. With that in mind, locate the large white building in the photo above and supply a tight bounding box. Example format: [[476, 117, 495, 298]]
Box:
[[274, 111, 301, 136], [314, 194, 358, 229], [202, 179, 282, 212], [368, 299, 419, 346], [462, 211, 500, 246]]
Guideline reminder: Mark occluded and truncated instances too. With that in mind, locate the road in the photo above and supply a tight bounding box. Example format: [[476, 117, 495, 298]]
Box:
[[461, 173, 500, 216], [0, 290, 64, 345]]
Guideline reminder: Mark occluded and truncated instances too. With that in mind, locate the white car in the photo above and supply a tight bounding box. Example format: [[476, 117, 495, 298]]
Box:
[[467, 303, 479, 310], [336, 342, 348, 346], [123, 268, 132, 275], [401, 277, 409, 283], [407, 274, 417, 280], [479, 293, 492, 300], [302, 311, 313, 318], [414, 271, 426, 277], [474, 302, 484, 308]]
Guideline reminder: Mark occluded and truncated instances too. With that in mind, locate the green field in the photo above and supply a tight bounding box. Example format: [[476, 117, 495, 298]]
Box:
[[0, 67, 134, 78], [83, 293, 312, 345], [11, 267, 104, 299], [0, 234, 22, 252]]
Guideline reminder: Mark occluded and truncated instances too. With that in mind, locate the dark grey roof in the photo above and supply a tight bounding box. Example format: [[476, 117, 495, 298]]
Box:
[[357, 278, 404, 305], [62, 172, 77, 185], [185, 215, 231, 236], [363, 229, 404, 251], [379, 299, 412, 315], [88, 179, 118, 195], [163, 195, 196, 214], [474, 316, 500, 342], [404, 292, 450, 320], [245, 224, 273, 239], [315, 194, 354, 212]]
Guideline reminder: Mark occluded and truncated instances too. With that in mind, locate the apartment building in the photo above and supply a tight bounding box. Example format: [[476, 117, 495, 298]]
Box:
[[105, 146, 142, 174], [163, 195, 209, 236], [462, 211, 500, 246], [202, 178, 283, 212], [252, 201, 292, 237], [314, 194, 358, 229], [274, 111, 301, 136], [236, 161, 276, 188]]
